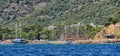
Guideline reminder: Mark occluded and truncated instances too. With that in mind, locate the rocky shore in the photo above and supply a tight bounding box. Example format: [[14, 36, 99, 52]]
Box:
[[28, 39, 120, 44], [1, 39, 120, 44], [72, 39, 120, 44]]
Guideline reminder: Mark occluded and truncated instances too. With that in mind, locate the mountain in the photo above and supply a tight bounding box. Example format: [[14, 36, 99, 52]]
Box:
[[0, 0, 120, 40], [0, 0, 50, 26], [0, 0, 120, 28]]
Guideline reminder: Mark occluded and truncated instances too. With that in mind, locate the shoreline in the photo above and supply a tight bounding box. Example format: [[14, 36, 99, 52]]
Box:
[[28, 39, 120, 44], [71, 39, 120, 44], [1, 39, 120, 44]]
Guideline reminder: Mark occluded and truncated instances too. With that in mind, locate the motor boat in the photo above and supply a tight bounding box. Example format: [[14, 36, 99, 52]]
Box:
[[12, 39, 28, 44], [2, 39, 12, 44]]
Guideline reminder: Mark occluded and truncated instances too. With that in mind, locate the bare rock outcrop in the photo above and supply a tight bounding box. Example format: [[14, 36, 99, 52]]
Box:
[[94, 22, 120, 40]]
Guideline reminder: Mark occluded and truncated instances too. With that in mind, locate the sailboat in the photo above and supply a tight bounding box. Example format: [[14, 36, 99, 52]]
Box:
[[12, 21, 28, 44], [47, 41, 71, 44], [47, 26, 72, 44]]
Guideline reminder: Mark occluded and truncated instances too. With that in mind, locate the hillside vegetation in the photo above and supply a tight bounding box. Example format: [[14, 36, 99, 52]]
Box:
[[0, 0, 119, 26], [0, 0, 120, 40]]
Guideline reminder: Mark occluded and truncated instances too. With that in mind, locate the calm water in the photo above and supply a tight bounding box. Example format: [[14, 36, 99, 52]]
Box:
[[0, 44, 120, 56]]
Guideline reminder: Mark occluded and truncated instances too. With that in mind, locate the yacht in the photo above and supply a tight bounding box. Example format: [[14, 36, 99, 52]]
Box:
[[12, 21, 28, 44], [12, 39, 28, 44]]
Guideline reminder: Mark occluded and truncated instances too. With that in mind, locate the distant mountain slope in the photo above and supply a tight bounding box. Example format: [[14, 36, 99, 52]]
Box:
[[0, 0, 120, 28], [0, 0, 50, 26]]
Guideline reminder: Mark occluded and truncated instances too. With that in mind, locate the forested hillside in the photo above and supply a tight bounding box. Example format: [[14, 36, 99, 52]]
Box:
[[0, 0, 119, 27], [0, 0, 120, 40], [0, 0, 50, 26]]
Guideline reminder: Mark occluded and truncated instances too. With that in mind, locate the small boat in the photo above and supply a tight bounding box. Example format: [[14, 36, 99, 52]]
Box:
[[47, 41, 71, 44], [12, 39, 28, 44], [2, 40, 12, 44]]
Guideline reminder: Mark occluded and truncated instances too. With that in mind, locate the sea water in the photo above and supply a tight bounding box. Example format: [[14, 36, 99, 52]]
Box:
[[0, 44, 120, 56]]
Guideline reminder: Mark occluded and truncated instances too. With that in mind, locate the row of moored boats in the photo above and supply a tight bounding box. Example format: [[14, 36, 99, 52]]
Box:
[[2, 39, 72, 44]]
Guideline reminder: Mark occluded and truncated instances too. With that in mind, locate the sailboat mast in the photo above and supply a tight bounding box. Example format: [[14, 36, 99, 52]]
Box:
[[19, 20, 22, 38], [16, 22, 17, 39], [64, 26, 67, 39]]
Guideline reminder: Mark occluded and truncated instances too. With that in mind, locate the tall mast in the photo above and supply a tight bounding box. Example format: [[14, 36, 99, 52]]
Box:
[[16, 22, 17, 39], [64, 26, 67, 39], [19, 20, 22, 38], [77, 22, 80, 38]]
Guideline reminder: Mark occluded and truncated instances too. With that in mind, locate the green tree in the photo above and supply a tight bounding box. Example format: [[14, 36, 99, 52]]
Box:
[[27, 30, 36, 40], [40, 28, 52, 40], [86, 24, 102, 39]]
